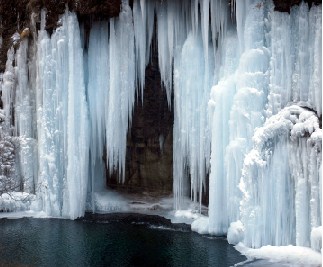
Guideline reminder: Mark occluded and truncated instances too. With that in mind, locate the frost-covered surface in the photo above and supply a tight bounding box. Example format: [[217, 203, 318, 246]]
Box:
[[228, 221, 245, 245], [0, 192, 36, 212], [235, 243, 322, 266], [191, 216, 209, 235], [310, 226, 322, 252]]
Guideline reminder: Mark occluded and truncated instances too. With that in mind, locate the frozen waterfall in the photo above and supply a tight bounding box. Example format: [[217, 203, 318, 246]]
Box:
[[0, 0, 321, 254]]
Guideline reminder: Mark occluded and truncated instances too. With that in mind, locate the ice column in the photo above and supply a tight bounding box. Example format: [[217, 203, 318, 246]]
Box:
[[208, 0, 269, 234], [1, 48, 15, 131], [14, 39, 37, 193], [36, 11, 89, 219], [87, 22, 109, 208]]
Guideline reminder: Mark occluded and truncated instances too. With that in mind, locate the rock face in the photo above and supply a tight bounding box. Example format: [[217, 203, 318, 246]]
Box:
[[107, 45, 174, 196], [273, 0, 321, 12], [0, 0, 121, 72]]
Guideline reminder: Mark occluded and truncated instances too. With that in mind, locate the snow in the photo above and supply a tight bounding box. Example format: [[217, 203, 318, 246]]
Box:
[[235, 243, 322, 266], [227, 221, 244, 245], [91, 191, 129, 212], [0, 192, 36, 212], [11, 32, 20, 46], [310, 226, 322, 252], [191, 216, 209, 235]]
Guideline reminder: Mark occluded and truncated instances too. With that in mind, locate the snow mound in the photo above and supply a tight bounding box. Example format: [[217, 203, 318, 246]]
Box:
[[310, 226, 322, 252], [227, 220, 244, 245], [236, 243, 322, 266], [191, 217, 209, 235]]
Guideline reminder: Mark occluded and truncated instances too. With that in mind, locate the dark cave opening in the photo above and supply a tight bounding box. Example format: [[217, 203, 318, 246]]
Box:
[[104, 25, 210, 206], [106, 36, 174, 198]]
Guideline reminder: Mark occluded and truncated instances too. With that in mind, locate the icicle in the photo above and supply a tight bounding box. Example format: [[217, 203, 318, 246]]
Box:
[[87, 22, 109, 211], [173, 31, 214, 210], [146, 2, 155, 63], [267, 2, 322, 117], [133, 0, 147, 101], [106, 1, 135, 183], [200, 0, 210, 67], [308, 5, 322, 116], [157, 1, 173, 106], [210, 0, 228, 47]]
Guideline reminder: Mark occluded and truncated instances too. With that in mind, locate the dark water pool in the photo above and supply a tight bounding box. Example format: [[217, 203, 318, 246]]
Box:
[[0, 215, 246, 267]]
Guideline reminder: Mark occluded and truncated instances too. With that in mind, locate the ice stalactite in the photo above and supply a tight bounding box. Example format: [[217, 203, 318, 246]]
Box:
[[156, 0, 228, 107], [267, 2, 322, 117], [87, 0, 152, 203], [86, 0, 228, 211], [133, 0, 155, 101], [87, 21, 109, 209], [36, 10, 89, 219], [173, 32, 214, 210], [240, 106, 322, 248], [106, 2, 136, 183], [155, 0, 228, 210]]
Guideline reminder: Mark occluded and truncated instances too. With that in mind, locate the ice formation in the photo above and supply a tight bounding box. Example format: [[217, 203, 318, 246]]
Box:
[[207, 0, 322, 250], [240, 105, 322, 248], [0, 0, 321, 256]]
